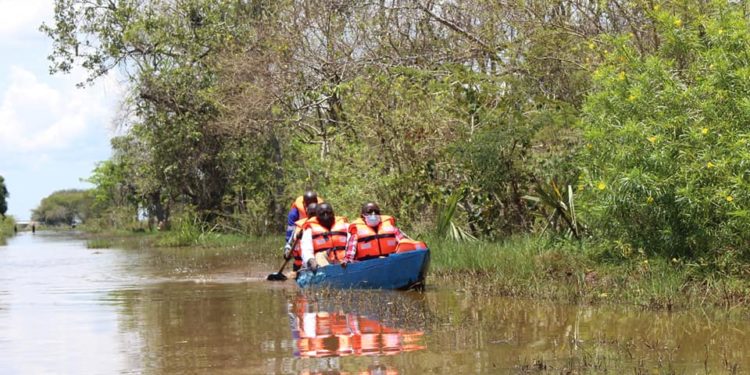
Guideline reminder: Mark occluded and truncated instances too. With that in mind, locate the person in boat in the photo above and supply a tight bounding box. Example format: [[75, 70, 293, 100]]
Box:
[[342, 202, 405, 266], [284, 202, 318, 272], [300, 203, 349, 272], [286, 190, 323, 244]]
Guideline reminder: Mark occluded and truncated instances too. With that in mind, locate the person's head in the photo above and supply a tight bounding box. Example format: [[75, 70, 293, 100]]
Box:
[[306, 203, 319, 218], [361, 202, 381, 227], [316, 202, 335, 228], [303, 190, 318, 207]]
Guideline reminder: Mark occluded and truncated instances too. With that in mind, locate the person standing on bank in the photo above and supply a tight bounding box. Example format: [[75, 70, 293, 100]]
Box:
[[300, 203, 349, 272], [342, 202, 405, 266], [286, 191, 323, 244]]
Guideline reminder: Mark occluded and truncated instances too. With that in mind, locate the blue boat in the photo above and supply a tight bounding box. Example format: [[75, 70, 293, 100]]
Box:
[[296, 249, 430, 290]]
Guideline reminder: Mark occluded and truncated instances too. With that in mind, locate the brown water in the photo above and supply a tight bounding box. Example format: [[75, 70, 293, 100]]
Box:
[[1, 232, 749, 374]]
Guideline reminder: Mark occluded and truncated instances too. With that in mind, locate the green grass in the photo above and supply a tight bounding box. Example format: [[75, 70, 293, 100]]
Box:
[[0, 216, 16, 242], [78, 226, 750, 312], [427, 235, 750, 311], [86, 238, 113, 249]]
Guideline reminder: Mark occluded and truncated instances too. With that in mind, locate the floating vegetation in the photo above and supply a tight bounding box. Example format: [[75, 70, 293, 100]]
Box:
[[86, 239, 112, 249]]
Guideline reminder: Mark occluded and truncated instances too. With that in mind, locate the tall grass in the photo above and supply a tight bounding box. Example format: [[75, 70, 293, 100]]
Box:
[[0, 216, 16, 242], [427, 235, 750, 310]]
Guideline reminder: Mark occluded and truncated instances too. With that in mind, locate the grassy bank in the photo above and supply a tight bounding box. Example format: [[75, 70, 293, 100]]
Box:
[[0, 216, 16, 243], [429, 235, 750, 312], [82, 225, 750, 312]]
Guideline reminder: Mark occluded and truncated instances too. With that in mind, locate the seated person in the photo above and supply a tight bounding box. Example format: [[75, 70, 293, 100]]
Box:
[[342, 202, 405, 266], [300, 203, 349, 271], [284, 202, 318, 272]]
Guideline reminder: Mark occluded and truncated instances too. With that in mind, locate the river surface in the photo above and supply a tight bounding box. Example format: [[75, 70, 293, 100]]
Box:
[[1, 231, 749, 374]]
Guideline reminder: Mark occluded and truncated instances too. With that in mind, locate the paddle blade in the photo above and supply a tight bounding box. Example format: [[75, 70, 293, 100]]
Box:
[[266, 272, 288, 281]]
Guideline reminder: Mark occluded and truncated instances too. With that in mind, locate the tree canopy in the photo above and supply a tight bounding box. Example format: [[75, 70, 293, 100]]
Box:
[[0, 175, 8, 218], [40, 0, 750, 261]]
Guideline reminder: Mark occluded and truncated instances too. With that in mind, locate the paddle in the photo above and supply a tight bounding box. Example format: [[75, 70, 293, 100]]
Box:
[[267, 235, 298, 281], [266, 257, 290, 281]]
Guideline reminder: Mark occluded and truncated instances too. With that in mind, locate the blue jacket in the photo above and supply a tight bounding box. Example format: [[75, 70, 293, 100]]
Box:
[[286, 207, 301, 242]]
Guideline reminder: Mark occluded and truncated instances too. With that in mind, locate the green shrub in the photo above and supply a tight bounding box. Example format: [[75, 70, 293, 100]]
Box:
[[581, 3, 750, 260]]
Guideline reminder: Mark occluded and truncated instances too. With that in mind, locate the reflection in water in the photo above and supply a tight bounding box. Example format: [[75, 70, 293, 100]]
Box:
[[2, 232, 750, 374], [289, 293, 425, 359]]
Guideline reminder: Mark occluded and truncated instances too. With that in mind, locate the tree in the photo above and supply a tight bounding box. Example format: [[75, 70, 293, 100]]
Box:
[[0, 175, 8, 218], [32, 189, 96, 225]]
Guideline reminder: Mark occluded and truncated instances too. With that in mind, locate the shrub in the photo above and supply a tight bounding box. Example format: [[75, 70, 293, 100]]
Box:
[[581, 3, 750, 259]]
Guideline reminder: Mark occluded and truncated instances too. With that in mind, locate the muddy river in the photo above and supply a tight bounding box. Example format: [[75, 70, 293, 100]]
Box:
[[0, 231, 748, 374]]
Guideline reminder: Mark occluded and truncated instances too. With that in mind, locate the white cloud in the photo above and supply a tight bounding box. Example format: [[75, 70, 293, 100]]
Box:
[[0, 66, 116, 153], [0, 0, 52, 41]]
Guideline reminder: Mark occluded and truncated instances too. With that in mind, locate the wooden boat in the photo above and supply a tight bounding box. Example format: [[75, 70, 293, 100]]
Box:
[[296, 246, 430, 290]]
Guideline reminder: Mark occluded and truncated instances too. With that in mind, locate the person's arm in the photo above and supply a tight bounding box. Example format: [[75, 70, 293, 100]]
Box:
[[286, 208, 300, 242], [394, 227, 405, 242], [300, 229, 314, 265], [343, 230, 358, 262]]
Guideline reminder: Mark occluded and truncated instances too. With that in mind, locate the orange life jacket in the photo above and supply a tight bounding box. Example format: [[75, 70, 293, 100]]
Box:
[[349, 215, 398, 260], [290, 218, 308, 268], [304, 216, 349, 262], [291, 195, 324, 219]]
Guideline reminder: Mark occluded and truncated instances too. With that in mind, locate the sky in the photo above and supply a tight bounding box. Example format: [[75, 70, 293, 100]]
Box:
[[0, 0, 123, 220]]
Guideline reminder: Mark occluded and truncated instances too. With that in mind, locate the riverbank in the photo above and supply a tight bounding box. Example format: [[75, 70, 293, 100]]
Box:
[[0, 217, 16, 243], [81, 228, 750, 313], [429, 237, 750, 313]]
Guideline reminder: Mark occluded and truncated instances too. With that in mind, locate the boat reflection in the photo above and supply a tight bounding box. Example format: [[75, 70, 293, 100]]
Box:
[[298, 364, 399, 375], [288, 293, 426, 358]]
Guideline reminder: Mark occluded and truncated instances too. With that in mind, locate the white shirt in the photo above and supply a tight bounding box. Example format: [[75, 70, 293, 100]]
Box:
[[300, 228, 314, 265]]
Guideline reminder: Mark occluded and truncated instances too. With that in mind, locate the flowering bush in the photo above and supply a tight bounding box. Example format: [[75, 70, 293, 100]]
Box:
[[581, 4, 750, 258]]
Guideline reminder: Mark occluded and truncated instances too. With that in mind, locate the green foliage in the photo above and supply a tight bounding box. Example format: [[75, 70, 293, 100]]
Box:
[[157, 207, 218, 247], [0, 175, 8, 218], [32, 190, 98, 226], [581, 3, 750, 259], [0, 215, 15, 242], [523, 179, 584, 239]]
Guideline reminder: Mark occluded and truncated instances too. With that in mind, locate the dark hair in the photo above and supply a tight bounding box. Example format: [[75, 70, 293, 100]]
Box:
[[306, 203, 319, 218], [361, 202, 380, 216], [303, 190, 318, 206]]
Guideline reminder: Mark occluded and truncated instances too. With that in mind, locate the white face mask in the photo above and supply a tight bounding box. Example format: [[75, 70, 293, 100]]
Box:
[[364, 213, 381, 227]]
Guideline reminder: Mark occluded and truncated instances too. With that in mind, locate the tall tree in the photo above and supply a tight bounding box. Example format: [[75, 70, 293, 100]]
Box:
[[0, 175, 8, 218]]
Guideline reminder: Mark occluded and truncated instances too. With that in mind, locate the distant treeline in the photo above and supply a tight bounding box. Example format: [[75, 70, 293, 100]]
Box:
[[41, 1, 750, 262]]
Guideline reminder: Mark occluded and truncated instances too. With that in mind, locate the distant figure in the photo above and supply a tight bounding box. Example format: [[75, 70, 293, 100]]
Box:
[[13, 225, 17, 233], [31, 224, 36, 234]]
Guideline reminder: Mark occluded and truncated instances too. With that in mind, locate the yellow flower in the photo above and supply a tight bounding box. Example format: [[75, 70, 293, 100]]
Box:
[[597, 181, 606, 190], [701, 127, 709, 135], [706, 162, 715, 169], [588, 42, 595, 50], [648, 136, 657, 143], [618, 71, 626, 81], [586, 143, 592, 149], [674, 19, 682, 27], [628, 94, 637, 102], [718, 29, 724, 35], [646, 196, 654, 204], [577, 184, 584, 192], [599, 293, 608, 298], [726, 195, 734, 202], [643, 259, 649, 264], [653, 4, 660, 11]]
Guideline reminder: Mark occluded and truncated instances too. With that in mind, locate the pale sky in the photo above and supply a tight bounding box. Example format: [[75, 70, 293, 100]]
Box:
[[0, 0, 122, 220]]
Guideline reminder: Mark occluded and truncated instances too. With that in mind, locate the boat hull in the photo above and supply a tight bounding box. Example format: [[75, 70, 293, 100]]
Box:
[[296, 249, 430, 290]]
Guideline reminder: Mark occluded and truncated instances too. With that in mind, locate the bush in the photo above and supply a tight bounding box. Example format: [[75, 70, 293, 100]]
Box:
[[581, 3, 750, 259]]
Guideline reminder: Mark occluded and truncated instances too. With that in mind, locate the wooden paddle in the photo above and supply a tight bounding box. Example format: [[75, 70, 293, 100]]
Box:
[[267, 235, 298, 281], [266, 257, 290, 281]]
